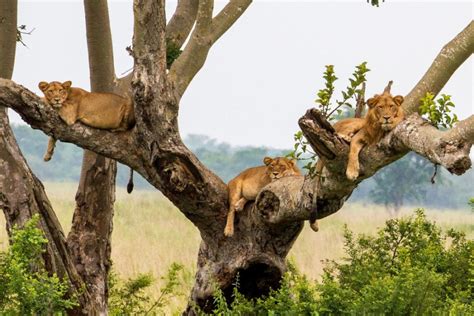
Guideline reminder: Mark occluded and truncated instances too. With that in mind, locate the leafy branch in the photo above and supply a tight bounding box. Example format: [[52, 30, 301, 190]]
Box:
[[368, 0, 385, 7], [289, 62, 370, 176], [419, 93, 459, 129]]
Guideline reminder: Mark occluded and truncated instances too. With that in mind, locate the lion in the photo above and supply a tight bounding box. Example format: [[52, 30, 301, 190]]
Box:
[[308, 85, 404, 232], [39, 80, 136, 192], [39, 80, 135, 161], [224, 156, 304, 237], [343, 88, 404, 180]]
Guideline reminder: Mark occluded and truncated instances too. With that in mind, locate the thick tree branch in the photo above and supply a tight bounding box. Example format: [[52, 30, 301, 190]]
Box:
[[403, 21, 474, 114], [210, 0, 252, 42], [83, 0, 116, 86], [166, 0, 199, 49], [0, 0, 17, 79], [391, 114, 472, 175]]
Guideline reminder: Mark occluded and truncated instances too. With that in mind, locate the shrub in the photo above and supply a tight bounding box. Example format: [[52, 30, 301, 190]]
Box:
[[0, 215, 77, 314], [108, 262, 184, 315], [200, 209, 473, 315], [317, 209, 473, 314]]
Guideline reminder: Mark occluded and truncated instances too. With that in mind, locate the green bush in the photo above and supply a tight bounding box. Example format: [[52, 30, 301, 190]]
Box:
[[317, 209, 473, 314], [108, 262, 184, 315], [0, 215, 77, 314], [201, 209, 473, 315]]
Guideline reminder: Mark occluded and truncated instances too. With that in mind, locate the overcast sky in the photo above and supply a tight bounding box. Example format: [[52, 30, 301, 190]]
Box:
[[9, 0, 473, 148]]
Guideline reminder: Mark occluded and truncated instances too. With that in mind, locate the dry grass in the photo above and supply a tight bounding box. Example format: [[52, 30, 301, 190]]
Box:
[[1, 182, 473, 312]]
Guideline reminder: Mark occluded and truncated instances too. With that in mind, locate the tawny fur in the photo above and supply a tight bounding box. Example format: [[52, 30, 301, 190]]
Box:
[[308, 89, 404, 232], [224, 157, 302, 237], [39, 80, 135, 161]]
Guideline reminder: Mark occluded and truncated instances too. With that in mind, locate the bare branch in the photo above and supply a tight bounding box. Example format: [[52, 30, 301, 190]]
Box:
[[166, 0, 199, 48], [168, 0, 214, 98], [383, 80, 393, 94], [210, 0, 252, 42], [403, 21, 474, 114], [169, 0, 252, 98], [354, 82, 366, 118]]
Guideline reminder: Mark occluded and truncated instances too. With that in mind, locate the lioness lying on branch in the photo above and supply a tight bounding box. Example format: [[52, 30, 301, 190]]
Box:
[[38, 80, 136, 192], [224, 156, 311, 237], [39, 80, 135, 161]]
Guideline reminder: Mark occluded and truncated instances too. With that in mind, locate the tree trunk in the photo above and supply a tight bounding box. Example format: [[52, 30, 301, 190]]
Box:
[[65, 1, 118, 314], [0, 0, 92, 310]]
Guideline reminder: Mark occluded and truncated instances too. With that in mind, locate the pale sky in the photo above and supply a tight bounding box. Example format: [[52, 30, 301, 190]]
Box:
[[9, 0, 473, 148]]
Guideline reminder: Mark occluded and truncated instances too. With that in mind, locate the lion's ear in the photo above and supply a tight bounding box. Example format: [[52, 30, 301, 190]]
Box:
[[393, 95, 404, 106], [62, 81, 72, 89], [366, 94, 380, 108], [38, 81, 49, 92], [263, 157, 273, 166]]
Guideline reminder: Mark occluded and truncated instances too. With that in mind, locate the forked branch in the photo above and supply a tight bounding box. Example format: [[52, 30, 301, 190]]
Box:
[[169, 0, 252, 97]]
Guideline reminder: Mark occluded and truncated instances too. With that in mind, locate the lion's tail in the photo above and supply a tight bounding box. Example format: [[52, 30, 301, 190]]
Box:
[[127, 167, 134, 194]]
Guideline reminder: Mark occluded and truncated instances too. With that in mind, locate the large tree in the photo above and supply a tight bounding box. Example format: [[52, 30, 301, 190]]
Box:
[[0, 0, 472, 314]]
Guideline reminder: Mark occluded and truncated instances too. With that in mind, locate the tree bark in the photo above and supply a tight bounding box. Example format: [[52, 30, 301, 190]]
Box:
[[65, 1, 118, 314], [0, 3, 472, 314], [0, 0, 93, 311]]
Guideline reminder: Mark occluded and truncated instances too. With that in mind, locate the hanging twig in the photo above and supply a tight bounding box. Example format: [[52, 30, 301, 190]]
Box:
[[430, 163, 439, 184]]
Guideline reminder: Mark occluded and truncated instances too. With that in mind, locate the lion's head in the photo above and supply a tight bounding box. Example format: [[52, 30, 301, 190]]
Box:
[[263, 156, 300, 180], [366, 92, 404, 132], [38, 81, 72, 108]]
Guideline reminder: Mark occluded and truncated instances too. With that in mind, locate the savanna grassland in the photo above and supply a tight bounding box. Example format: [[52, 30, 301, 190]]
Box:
[[1, 182, 473, 313]]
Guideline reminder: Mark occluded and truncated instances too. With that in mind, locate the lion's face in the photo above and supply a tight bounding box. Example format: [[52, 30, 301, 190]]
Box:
[[38, 81, 72, 108], [263, 156, 300, 180], [367, 93, 404, 131]]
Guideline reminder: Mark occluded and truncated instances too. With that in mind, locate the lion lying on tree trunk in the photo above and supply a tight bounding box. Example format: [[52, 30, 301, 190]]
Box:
[[309, 82, 404, 231]]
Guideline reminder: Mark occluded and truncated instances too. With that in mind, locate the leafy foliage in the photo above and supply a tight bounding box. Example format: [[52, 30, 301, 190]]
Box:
[[195, 210, 473, 315], [314, 62, 370, 120], [469, 198, 474, 211], [166, 41, 182, 69], [317, 209, 473, 314], [0, 215, 77, 314], [108, 263, 184, 315], [368, 0, 385, 7], [419, 92, 459, 129], [289, 62, 369, 176]]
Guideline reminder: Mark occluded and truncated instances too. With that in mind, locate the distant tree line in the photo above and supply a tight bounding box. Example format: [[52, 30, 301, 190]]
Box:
[[12, 125, 473, 210]]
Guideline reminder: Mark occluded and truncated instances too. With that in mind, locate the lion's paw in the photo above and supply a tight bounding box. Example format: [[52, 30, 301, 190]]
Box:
[[346, 167, 359, 181], [337, 133, 352, 143], [224, 225, 234, 237]]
